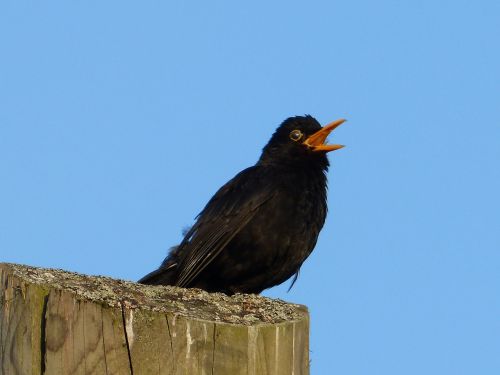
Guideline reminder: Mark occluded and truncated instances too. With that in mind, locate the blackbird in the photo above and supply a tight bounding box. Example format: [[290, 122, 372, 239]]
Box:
[[139, 115, 345, 294]]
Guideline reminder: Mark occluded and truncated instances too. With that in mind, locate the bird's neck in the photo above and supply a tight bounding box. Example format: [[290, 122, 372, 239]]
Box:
[[256, 158, 328, 190], [257, 153, 329, 174]]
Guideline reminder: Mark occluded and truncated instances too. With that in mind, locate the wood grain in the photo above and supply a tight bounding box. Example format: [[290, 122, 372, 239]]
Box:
[[0, 263, 309, 375]]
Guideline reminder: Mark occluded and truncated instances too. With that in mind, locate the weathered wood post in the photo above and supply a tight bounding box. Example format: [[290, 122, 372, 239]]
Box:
[[0, 263, 309, 375]]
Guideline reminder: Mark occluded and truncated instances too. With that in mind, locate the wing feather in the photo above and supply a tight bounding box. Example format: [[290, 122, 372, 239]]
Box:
[[175, 166, 276, 288]]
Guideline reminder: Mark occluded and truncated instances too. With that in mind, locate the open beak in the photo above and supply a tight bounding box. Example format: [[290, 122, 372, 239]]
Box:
[[303, 118, 346, 152]]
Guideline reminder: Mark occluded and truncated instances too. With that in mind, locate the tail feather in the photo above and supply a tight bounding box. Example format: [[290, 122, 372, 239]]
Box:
[[138, 245, 180, 285], [138, 263, 177, 285]]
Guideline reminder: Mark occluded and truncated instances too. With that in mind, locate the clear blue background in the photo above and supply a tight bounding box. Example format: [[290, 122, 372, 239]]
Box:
[[1, 1, 499, 373]]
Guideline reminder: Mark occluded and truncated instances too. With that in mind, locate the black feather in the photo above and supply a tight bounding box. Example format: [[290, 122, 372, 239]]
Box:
[[139, 115, 340, 294]]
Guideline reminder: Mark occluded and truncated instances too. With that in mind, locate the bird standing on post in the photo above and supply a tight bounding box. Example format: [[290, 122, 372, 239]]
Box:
[[139, 115, 346, 294]]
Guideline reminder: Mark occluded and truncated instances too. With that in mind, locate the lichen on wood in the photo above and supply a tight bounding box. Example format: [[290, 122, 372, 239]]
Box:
[[0, 263, 309, 375]]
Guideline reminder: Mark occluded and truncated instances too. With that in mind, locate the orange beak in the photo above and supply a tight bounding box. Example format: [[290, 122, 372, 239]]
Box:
[[303, 118, 346, 152]]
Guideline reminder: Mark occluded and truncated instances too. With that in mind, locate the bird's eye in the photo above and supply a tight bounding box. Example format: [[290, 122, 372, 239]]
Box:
[[289, 129, 303, 142]]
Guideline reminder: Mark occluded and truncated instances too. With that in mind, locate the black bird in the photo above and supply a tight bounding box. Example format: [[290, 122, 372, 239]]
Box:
[[139, 115, 345, 294]]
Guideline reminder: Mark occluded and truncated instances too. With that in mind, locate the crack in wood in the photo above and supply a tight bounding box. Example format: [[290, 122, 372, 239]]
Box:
[[211, 322, 217, 375], [120, 302, 134, 375], [0, 273, 5, 375], [82, 302, 88, 374], [100, 306, 109, 375], [40, 293, 49, 375], [164, 314, 175, 373]]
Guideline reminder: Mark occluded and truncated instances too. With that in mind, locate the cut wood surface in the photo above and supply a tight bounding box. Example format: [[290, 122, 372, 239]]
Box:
[[0, 263, 309, 375]]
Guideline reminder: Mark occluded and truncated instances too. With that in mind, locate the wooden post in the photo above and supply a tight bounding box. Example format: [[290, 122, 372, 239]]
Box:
[[0, 263, 309, 375]]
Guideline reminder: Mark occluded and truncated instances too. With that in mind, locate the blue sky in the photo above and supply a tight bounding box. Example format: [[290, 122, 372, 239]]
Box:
[[1, 1, 499, 373]]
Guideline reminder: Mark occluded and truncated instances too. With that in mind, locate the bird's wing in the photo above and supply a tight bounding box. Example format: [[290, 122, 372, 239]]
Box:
[[175, 166, 277, 288]]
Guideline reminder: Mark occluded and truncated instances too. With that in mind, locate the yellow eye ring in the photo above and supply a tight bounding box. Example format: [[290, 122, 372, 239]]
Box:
[[289, 129, 303, 142]]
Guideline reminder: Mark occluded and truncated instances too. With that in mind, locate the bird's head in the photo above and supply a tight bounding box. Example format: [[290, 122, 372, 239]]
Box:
[[258, 115, 346, 168]]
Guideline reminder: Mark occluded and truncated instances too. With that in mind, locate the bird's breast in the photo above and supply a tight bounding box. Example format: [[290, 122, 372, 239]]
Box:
[[234, 171, 327, 271], [203, 167, 329, 293]]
